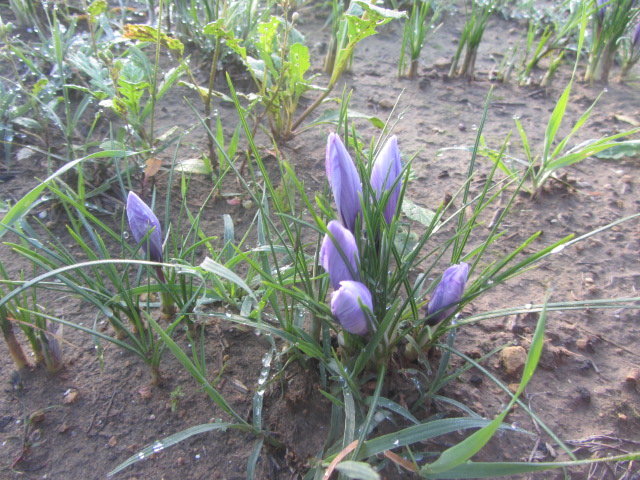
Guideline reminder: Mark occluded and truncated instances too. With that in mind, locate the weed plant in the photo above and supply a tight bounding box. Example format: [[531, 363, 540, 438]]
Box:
[[398, 0, 442, 78], [449, 0, 494, 79], [584, 0, 640, 83]]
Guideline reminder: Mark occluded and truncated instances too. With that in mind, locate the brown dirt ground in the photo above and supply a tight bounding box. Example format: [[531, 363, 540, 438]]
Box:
[[1, 3, 640, 480]]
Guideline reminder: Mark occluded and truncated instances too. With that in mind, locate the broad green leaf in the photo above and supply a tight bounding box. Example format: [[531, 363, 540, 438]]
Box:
[[336, 461, 381, 480], [203, 19, 247, 60], [402, 198, 438, 226], [88, 0, 107, 17], [122, 24, 184, 55], [593, 139, 640, 159], [174, 157, 213, 175], [306, 108, 384, 129]]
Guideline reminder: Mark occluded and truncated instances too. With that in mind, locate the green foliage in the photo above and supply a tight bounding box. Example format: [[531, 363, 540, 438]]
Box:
[[398, 0, 442, 78], [449, 0, 494, 78]]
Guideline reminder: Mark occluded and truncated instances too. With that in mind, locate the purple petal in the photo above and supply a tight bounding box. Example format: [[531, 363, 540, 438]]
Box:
[[370, 136, 403, 224], [320, 220, 360, 289], [326, 133, 362, 232], [428, 263, 469, 324], [331, 281, 372, 335], [126, 191, 164, 263]]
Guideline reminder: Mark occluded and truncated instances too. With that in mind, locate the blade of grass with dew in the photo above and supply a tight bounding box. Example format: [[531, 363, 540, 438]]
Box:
[[107, 422, 236, 476]]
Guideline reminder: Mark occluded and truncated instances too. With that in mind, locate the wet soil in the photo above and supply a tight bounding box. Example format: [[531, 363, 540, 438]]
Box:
[[1, 3, 640, 480]]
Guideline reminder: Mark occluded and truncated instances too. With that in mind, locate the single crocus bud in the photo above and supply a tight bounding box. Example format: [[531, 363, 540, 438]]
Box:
[[326, 133, 362, 233], [320, 220, 360, 290], [127, 192, 165, 281], [370, 135, 402, 225], [331, 280, 372, 336], [633, 21, 640, 47], [427, 262, 470, 325]]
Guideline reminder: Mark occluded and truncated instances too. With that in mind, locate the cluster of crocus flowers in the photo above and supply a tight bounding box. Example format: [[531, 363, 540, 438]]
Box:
[[126, 191, 165, 282], [321, 133, 404, 336]]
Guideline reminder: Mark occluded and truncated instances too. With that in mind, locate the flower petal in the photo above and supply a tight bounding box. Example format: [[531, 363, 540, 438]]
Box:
[[427, 262, 469, 324], [127, 191, 164, 263], [320, 220, 360, 289], [331, 280, 372, 335], [371, 136, 402, 224], [326, 133, 362, 232]]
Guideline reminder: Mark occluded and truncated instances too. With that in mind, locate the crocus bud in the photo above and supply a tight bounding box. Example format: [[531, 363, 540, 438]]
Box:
[[331, 280, 372, 336], [127, 191, 164, 264], [633, 21, 640, 47], [427, 263, 469, 325], [320, 220, 360, 289], [370, 135, 402, 225], [326, 133, 362, 233]]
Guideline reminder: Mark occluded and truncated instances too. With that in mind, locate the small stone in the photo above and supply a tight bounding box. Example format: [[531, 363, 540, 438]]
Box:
[[58, 422, 70, 433], [469, 374, 483, 387], [576, 337, 595, 353], [433, 57, 450, 69], [378, 99, 395, 109], [508, 383, 520, 394], [625, 368, 640, 384], [64, 389, 79, 404], [418, 77, 431, 91], [29, 412, 45, 424], [138, 385, 153, 400], [107, 436, 118, 448], [576, 386, 591, 403], [177, 457, 186, 466], [458, 123, 466, 131], [500, 346, 527, 376]]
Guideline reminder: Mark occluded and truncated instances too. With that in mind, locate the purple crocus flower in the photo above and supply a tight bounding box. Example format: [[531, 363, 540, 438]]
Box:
[[331, 280, 372, 336], [427, 262, 470, 325], [633, 21, 640, 47], [127, 192, 165, 281], [326, 133, 362, 233], [320, 220, 360, 290], [370, 136, 403, 225]]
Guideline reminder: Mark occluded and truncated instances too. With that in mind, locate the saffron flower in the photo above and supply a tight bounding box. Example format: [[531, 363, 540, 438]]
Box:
[[331, 280, 372, 336], [370, 135, 403, 225], [326, 133, 362, 233], [127, 191, 165, 281], [320, 220, 360, 290], [427, 262, 469, 325]]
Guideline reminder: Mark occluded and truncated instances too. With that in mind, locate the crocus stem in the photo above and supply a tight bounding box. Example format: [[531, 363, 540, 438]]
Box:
[[1, 317, 29, 369], [160, 290, 175, 321], [309, 312, 322, 342]]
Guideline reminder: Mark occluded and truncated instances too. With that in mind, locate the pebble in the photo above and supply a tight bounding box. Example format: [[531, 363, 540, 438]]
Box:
[[64, 389, 79, 404], [500, 346, 527, 376], [576, 386, 591, 404], [625, 368, 640, 385], [433, 57, 451, 69]]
